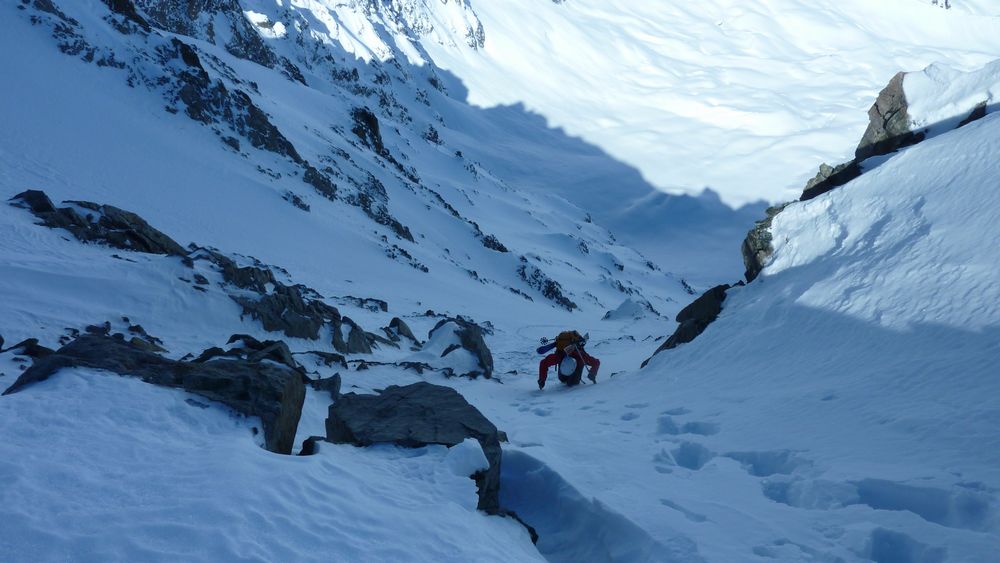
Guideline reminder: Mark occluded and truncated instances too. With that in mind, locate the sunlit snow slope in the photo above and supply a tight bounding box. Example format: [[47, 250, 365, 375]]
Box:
[[416, 0, 1000, 205]]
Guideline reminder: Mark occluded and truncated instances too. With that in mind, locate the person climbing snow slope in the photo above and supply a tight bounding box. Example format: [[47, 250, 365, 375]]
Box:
[[537, 330, 600, 389]]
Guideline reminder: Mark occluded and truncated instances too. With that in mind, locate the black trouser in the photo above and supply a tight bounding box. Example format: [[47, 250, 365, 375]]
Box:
[[558, 363, 585, 386]]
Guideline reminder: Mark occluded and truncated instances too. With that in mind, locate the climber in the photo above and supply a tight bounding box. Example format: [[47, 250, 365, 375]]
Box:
[[537, 330, 600, 389]]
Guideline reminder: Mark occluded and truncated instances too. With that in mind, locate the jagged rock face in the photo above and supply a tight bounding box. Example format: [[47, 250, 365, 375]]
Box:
[[741, 204, 789, 282], [191, 247, 344, 341], [351, 107, 385, 154], [9, 190, 187, 256], [855, 72, 924, 162], [325, 382, 503, 513], [3, 335, 305, 454], [135, 0, 280, 71]]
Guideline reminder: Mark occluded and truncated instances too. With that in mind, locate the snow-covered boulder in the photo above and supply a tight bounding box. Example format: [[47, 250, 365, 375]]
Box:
[[3, 335, 305, 454], [420, 317, 494, 378], [602, 298, 658, 321], [325, 382, 504, 513]]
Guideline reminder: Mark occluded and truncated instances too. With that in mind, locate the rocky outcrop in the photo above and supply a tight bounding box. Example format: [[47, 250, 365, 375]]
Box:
[[428, 317, 494, 378], [517, 259, 577, 311], [325, 382, 503, 513], [740, 68, 990, 279], [3, 335, 305, 454], [382, 317, 419, 347], [9, 190, 187, 256], [332, 317, 373, 355], [9, 190, 371, 347], [194, 335, 304, 380], [310, 373, 342, 400], [351, 107, 385, 154], [0, 338, 55, 359], [134, 0, 305, 84], [855, 72, 923, 162], [642, 285, 730, 367], [190, 247, 344, 341], [741, 204, 789, 283]]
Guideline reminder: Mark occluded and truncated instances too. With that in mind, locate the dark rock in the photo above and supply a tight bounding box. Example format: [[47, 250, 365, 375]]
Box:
[[299, 435, 326, 456], [332, 317, 373, 355], [193, 346, 241, 363], [303, 164, 337, 200], [193, 273, 210, 285], [247, 341, 299, 371], [0, 334, 4, 350], [855, 72, 924, 162], [642, 285, 729, 367], [502, 510, 538, 544], [310, 373, 342, 400], [480, 234, 509, 253], [351, 107, 385, 154], [326, 382, 503, 513], [365, 331, 399, 350], [199, 336, 302, 374], [298, 350, 348, 369], [102, 0, 150, 31], [128, 337, 166, 353], [9, 190, 187, 256], [139, 0, 278, 71], [8, 189, 56, 214], [192, 249, 341, 340], [2, 338, 55, 359], [958, 101, 988, 128], [396, 361, 434, 374], [429, 318, 494, 378], [340, 295, 389, 312], [800, 161, 862, 202], [85, 322, 111, 335], [3, 335, 304, 454], [382, 317, 419, 345], [741, 204, 789, 283], [518, 260, 577, 311]]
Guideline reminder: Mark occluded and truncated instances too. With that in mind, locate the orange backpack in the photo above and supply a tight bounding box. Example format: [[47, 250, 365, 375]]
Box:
[[555, 331, 582, 352]]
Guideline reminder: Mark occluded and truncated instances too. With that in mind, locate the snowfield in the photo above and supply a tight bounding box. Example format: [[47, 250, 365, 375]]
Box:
[[417, 0, 1000, 205], [1, 0, 999, 561]]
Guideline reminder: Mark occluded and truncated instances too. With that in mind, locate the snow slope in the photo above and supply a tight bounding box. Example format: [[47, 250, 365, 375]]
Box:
[[1, 0, 999, 562], [0, 369, 539, 562], [416, 0, 1000, 205]]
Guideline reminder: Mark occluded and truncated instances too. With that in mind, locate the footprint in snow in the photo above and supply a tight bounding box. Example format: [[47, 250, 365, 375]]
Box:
[[621, 412, 640, 421]]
